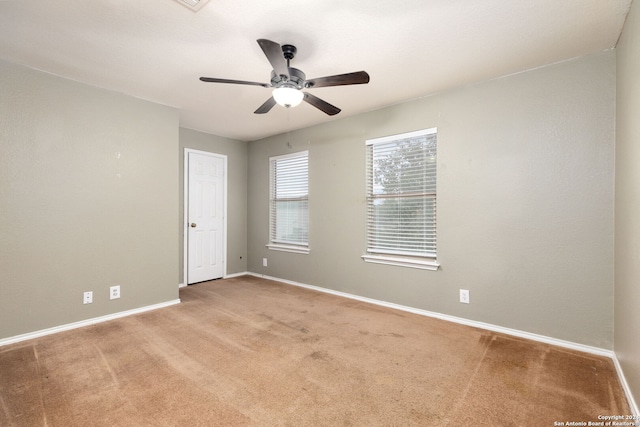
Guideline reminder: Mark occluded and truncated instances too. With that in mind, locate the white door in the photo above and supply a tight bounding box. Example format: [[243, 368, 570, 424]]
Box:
[[187, 151, 225, 284]]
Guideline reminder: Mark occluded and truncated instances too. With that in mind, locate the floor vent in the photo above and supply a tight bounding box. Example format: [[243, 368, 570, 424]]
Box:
[[173, 0, 210, 12]]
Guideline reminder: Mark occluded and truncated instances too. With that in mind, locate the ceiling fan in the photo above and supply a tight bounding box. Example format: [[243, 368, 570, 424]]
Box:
[[200, 39, 370, 116]]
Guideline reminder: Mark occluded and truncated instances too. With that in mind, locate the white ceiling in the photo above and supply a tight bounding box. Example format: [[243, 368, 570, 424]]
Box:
[[0, 0, 632, 141]]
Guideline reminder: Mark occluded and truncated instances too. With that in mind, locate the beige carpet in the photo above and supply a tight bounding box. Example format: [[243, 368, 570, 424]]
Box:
[[0, 275, 630, 426]]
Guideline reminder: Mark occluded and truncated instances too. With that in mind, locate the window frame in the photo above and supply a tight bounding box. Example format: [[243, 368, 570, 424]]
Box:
[[267, 150, 310, 255], [362, 128, 439, 270]]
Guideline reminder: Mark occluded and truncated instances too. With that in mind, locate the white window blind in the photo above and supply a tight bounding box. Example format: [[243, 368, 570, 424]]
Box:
[[364, 128, 438, 269], [269, 151, 309, 252]]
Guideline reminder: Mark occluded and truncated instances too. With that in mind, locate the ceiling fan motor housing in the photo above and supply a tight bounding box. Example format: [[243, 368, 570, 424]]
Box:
[[271, 67, 306, 90]]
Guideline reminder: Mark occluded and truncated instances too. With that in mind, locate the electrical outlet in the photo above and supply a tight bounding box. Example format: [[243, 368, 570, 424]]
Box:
[[110, 285, 120, 300], [459, 289, 470, 304], [83, 291, 93, 304], [263, 258, 268, 267]]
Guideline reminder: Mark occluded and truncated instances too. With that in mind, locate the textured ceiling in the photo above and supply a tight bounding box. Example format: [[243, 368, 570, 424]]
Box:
[[0, 0, 632, 141]]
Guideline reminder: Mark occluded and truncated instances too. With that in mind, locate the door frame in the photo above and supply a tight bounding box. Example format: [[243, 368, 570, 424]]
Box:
[[183, 148, 228, 286]]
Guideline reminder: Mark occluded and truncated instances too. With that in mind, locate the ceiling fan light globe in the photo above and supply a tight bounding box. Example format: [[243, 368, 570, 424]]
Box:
[[273, 87, 304, 108]]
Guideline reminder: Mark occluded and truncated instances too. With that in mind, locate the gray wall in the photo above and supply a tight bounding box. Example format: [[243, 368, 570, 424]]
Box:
[[615, 0, 640, 409], [178, 128, 248, 281], [248, 51, 616, 349], [0, 60, 179, 339]]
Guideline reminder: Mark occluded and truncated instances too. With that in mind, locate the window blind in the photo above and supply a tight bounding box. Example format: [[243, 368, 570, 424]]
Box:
[[270, 151, 309, 247], [366, 129, 437, 259]]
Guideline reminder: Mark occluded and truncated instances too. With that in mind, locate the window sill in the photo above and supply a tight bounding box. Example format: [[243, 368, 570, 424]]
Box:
[[361, 254, 440, 271], [267, 243, 310, 254]]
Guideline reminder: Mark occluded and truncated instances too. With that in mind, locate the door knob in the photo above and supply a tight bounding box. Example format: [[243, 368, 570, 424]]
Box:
[[190, 223, 197, 228]]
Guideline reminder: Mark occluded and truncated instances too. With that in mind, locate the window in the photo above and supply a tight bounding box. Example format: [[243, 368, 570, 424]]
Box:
[[363, 128, 439, 270], [267, 151, 310, 254]]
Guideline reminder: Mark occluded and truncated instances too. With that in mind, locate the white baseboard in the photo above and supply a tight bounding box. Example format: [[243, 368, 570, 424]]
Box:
[[247, 272, 638, 414], [224, 271, 250, 279], [612, 354, 640, 416], [248, 272, 610, 356], [178, 272, 249, 288], [0, 299, 181, 347]]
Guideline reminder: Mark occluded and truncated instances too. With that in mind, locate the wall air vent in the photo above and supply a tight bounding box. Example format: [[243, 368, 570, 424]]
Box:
[[173, 0, 210, 12]]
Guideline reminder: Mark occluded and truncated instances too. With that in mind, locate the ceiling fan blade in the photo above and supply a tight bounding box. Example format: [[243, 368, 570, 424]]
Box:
[[257, 39, 289, 79], [303, 92, 341, 116], [200, 77, 269, 88], [254, 96, 277, 114], [305, 71, 370, 88]]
